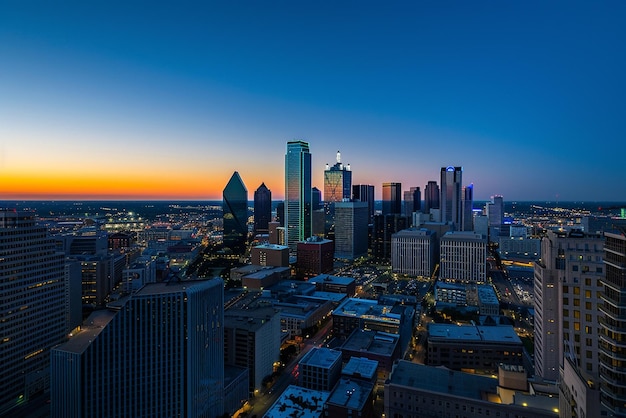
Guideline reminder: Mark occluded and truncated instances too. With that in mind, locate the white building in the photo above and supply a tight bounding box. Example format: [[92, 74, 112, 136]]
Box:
[[391, 228, 437, 277], [439, 231, 487, 282]]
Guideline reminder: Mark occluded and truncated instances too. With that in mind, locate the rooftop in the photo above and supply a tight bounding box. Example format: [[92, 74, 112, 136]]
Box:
[[342, 357, 379, 380], [53, 309, 117, 354], [264, 385, 329, 418], [342, 329, 399, 357], [428, 323, 521, 344], [308, 274, 355, 286], [299, 347, 342, 369], [326, 377, 374, 410]]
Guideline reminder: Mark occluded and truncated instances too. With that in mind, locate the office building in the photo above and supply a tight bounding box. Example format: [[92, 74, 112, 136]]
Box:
[[51, 279, 225, 418], [296, 236, 334, 279], [403, 186, 421, 218], [309, 274, 356, 296], [325, 377, 375, 418], [298, 347, 342, 392], [439, 231, 487, 282], [382, 182, 402, 215], [224, 306, 281, 394], [250, 243, 289, 267], [265, 385, 330, 418], [600, 230, 626, 416], [372, 214, 409, 260], [462, 183, 474, 231], [391, 228, 437, 277], [352, 184, 375, 223], [334, 200, 369, 260], [323, 150, 352, 205], [440, 166, 463, 227], [0, 210, 67, 415], [423, 180, 440, 215], [311, 186, 322, 210], [253, 182, 271, 235], [223, 171, 248, 254], [285, 140, 312, 251]]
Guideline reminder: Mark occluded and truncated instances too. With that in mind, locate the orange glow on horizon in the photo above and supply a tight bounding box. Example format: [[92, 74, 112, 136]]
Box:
[[0, 171, 285, 201]]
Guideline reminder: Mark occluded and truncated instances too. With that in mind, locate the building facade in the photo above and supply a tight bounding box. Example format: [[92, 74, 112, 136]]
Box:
[[439, 231, 487, 282], [285, 140, 312, 251], [253, 182, 272, 235], [440, 166, 463, 228], [352, 184, 375, 223], [391, 228, 437, 277], [382, 182, 402, 215], [334, 200, 369, 260], [0, 210, 67, 415], [223, 171, 248, 254]]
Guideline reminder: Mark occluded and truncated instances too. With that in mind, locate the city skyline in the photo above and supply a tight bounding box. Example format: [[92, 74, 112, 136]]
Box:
[[1, 3, 625, 201]]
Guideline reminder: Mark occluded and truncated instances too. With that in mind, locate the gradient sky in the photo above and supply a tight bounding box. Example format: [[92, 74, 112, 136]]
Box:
[[1, 2, 625, 201]]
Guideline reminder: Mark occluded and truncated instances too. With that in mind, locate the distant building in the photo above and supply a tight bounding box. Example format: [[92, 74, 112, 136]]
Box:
[[296, 237, 334, 279], [298, 347, 342, 392], [285, 140, 312, 251], [334, 200, 368, 260], [324, 151, 352, 204], [51, 279, 225, 418], [340, 330, 400, 380], [462, 183, 474, 231], [0, 210, 67, 416], [341, 357, 379, 384], [253, 182, 272, 235], [403, 186, 421, 218], [423, 180, 440, 214], [382, 182, 402, 215], [440, 166, 463, 228], [250, 243, 289, 267], [352, 184, 375, 223], [223, 171, 248, 254], [372, 213, 409, 260], [308, 274, 356, 296], [391, 228, 437, 277], [439, 231, 487, 282]]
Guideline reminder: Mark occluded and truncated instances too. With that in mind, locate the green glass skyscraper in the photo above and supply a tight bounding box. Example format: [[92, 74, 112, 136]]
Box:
[[285, 140, 312, 251]]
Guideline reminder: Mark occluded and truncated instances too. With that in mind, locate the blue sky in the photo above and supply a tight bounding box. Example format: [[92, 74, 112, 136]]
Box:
[[1, 1, 624, 200]]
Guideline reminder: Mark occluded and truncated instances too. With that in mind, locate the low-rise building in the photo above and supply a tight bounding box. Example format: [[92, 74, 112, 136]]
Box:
[[299, 347, 342, 392]]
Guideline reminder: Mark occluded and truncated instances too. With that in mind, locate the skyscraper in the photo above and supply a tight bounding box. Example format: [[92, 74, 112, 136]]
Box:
[[253, 183, 271, 235], [440, 166, 463, 227], [51, 279, 225, 418], [403, 187, 421, 218], [600, 230, 626, 416], [462, 184, 474, 232], [0, 210, 67, 415], [223, 171, 248, 253], [382, 182, 402, 215], [285, 140, 312, 251], [352, 184, 375, 223], [323, 151, 352, 204], [423, 180, 440, 214], [334, 201, 369, 260]]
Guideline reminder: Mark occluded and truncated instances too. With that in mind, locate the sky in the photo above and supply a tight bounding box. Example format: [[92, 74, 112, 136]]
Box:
[[1, 1, 625, 201]]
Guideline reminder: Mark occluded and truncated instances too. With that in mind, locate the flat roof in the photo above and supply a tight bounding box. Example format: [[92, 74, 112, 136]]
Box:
[[389, 360, 498, 400], [326, 377, 374, 410], [334, 298, 399, 323], [253, 243, 289, 250], [309, 274, 355, 286], [342, 357, 379, 380], [300, 347, 342, 369], [428, 323, 521, 344], [342, 330, 398, 357], [264, 385, 329, 418], [53, 309, 117, 354], [134, 279, 220, 296]]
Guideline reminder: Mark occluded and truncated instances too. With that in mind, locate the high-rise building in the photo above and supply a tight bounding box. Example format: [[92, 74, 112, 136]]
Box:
[[0, 210, 67, 415], [440, 166, 463, 228], [334, 201, 369, 260], [223, 171, 248, 254], [391, 228, 437, 277], [323, 151, 352, 204], [311, 187, 322, 210], [285, 140, 312, 251], [51, 279, 225, 418], [462, 184, 474, 232], [439, 231, 487, 282], [253, 183, 271, 235], [352, 184, 375, 223], [383, 182, 402, 215], [600, 230, 626, 416], [424, 181, 440, 214], [487, 195, 504, 240], [373, 214, 409, 260], [403, 187, 421, 219]]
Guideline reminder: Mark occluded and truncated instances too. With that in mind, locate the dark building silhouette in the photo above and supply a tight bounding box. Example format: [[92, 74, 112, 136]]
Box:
[[424, 180, 440, 214], [223, 171, 248, 254], [382, 182, 402, 215], [253, 183, 271, 235], [372, 214, 409, 260], [462, 183, 474, 231], [312, 187, 322, 210], [276, 202, 284, 227], [353, 184, 375, 223], [440, 166, 463, 228], [404, 187, 421, 218]]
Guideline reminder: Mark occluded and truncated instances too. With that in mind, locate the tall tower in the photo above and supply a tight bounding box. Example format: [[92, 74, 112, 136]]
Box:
[[51, 279, 225, 418], [440, 166, 463, 227], [323, 151, 352, 204], [334, 201, 369, 260], [462, 184, 474, 232], [600, 230, 626, 416], [424, 181, 440, 214], [382, 182, 402, 215], [223, 171, 248, 254], [352, 184, 375, 223], [0, 210, 67, 415], [403, 187, 421, 218], [253, 183, 272, 235], [285, 140, 312, 251]]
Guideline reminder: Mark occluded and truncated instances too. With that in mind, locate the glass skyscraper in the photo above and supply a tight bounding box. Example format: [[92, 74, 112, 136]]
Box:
[[223, 171, 248, 254], [323, 151, 352, 204], [382, 182, 402, 215], [440, 166, 463, 228], [253, 182, 271, 235], [352, 184, 375, 223], [424, 180, 440, 214], [285, 140, 312, 251]]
